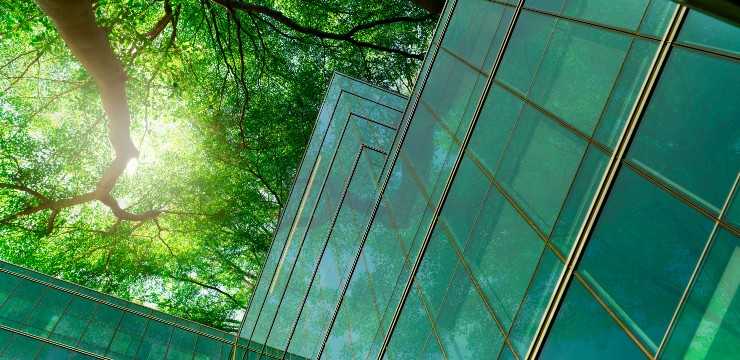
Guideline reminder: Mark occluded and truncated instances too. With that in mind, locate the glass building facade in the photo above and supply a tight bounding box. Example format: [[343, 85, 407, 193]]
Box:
[[2, 0, 737, 359], [238, 0, 739, 359]]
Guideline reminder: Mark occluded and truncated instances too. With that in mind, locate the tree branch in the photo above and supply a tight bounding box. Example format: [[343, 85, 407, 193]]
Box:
[[210, 0, 428, 60]]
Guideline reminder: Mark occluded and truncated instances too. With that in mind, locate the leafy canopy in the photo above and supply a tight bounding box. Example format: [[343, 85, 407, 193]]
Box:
[[0, 0, 435, 331]]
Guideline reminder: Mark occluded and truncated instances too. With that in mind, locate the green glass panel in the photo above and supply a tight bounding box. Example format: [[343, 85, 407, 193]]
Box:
[[439, 156, 491, 249], [496, 10, 557, 97], [627, 47, 740, 214], [92, 305, 123, 327], [435, 268, 503, 359], [166, 346, 195, 360], [37, 345, 74, 360], [442, 0, 511, 72], [53, 312, 88, 341], [419, 335, 445, 360], [0, 296, 34, 322], [550, 145, 610, 255], [678, 10, 740, 56], [659, 228, 740, 360], [496, 105, 588, 234], [67, 296, 98, 319], [726, 190, 740, 229], [171, 328, 198, 352], [528, 20, 631, 135], [12, 280, 47, 301], [4, 334, 42, 359], [38, 288, 73, 310], [385, 287, 432, 359], [144, 320, 172, 343], [109, 330, 142, 357], [81, 323, 115, 349], [498, 345, 516, 360], [507, 249, 564, 356], [195, 336, 223, 358], [482, 7, 516, 74], [319, 303, 354, 359], [594, 39, 660, 150], [25, 304, 61, 332], [415, 225, 459, 320], [578, 167, 713, 347], [539, 279, 648, 359], [119, 312, 148, 335], [463, 186, 544, 330], [562, 0, 650, 31], [0, 272, 20, 293], [137, 338, 168, 360], [524, 0, 565, 13], [422, 54, 485, 137], [467, 84, 525, 177], [637, 0, 677, 37]]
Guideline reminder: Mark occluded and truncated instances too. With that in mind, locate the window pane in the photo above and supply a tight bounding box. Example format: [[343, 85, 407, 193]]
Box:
[[550, 145, 610, 255], [439, 156, 491, 249], [540, 279, 648, 359], [562, 0, 650, 31], [659, 228, 740, 360], [507, 249, 564, 356], [627, 47, 740, 214], [528, 20, 632, 135], [496, 11, 557, 97], [496, 105, 588, 234], [594, 39, 660, 150], [463, 186, 544, 331], [385, 286, 433, 359], [415, 225, 459, 320], [677, 10, 740, 56], [442, 0, 513, 73], [434, 268, 503, 359], [578, 167, 714, 346], [467, 84, 524, 179]]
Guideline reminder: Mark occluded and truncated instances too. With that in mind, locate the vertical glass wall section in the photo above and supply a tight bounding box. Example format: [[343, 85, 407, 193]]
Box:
[[0, 261, 245, 360], [240, 73, 405, 359]]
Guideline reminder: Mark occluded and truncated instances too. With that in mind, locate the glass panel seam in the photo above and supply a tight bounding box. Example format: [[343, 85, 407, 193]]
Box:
[[0, 324, 105, 359]]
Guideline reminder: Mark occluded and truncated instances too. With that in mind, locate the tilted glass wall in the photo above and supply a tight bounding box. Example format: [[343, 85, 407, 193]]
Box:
[[240, 1, 738, 359], [236, 73, 406, 360], [0, 261, 246, 360]]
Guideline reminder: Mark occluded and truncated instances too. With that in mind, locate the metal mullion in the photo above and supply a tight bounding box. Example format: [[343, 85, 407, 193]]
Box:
[[0, 324, 106, 359], [240, 84, 351, 344], [622, 159, 740, 237], [255, 101, 362, 355], [526, 6, 688, 359], [280, 148, 366, 358], [377, 1, 528, 358], [655, 172, 740, 356]]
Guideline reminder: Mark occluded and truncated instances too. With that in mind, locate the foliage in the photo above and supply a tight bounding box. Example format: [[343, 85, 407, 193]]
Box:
[[0, 0, 435, 331]]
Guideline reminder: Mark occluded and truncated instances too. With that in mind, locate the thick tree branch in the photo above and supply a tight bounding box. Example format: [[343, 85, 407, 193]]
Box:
[[211, 0, 428, 60]]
